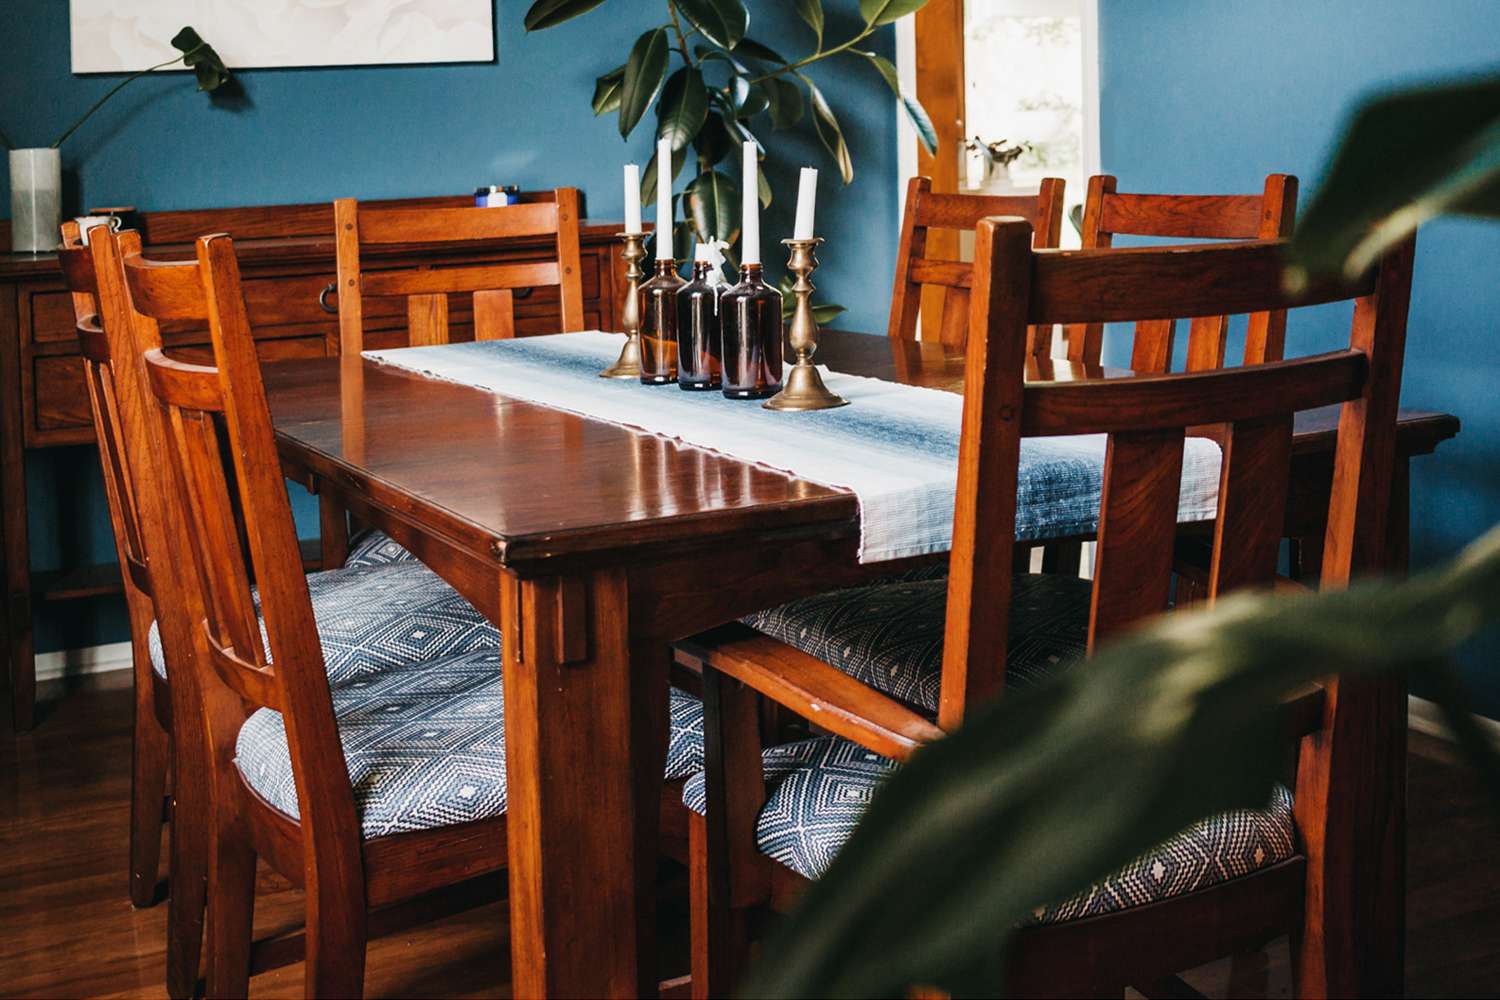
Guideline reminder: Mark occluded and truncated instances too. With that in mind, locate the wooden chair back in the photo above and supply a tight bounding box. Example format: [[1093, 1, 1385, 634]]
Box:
[[334, 187, 585, 354], [111, 230, 362, 861], [57, 221, 153, 602], [887, 174, 1065, 350], [1065, 173, 1298, 372]]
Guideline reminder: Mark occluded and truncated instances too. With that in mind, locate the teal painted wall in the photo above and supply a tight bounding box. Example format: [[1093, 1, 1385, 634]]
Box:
[[1099, 0, 1500, 716], [2, 1, 899, 653]]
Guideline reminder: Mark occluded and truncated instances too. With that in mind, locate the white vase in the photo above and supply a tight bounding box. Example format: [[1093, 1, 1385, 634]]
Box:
[[9, 147, 62, 253]]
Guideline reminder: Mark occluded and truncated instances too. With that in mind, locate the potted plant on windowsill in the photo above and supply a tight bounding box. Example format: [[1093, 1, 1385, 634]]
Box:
[[4, 26, 229, 254]]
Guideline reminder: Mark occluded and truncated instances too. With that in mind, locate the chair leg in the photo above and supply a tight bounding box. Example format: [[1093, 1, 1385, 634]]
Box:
[[164, 775, 209, 999], [304, 868, 369, 998], [206, 801, 257, 1000], [129, 684, 170, 907], [689, 811, 751, 1000]]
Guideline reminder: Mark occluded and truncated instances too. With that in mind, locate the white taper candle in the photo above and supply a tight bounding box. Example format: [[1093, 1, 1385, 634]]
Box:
[[656, 137, 674, 260], [741, 141, 761, 266], [624, 163, 642, 234], [793, 166, 818, 240]]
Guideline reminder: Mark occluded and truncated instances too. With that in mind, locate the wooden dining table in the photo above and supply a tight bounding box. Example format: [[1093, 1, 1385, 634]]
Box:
[[263, 330, 1458, 998]]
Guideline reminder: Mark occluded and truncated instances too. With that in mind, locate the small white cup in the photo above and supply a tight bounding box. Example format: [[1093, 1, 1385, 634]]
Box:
[[75, 215, 121, 245]]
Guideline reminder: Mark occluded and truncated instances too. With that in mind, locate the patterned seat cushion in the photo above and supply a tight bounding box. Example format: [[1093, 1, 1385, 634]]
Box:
[[148, 561, 498, 686], [345, 530, 419, 568], [236, 660, 707, 839], [743, 572, 1091, 713], [682, 735, 1296, 924]]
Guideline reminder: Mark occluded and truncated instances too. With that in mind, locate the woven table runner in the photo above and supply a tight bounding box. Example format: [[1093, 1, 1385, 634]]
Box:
[[365, 332, 1222, 563]]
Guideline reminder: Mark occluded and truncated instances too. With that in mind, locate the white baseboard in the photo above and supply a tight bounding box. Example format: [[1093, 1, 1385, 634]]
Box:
[[34, 640, 133, 683], [31, 642, 1500, 747]]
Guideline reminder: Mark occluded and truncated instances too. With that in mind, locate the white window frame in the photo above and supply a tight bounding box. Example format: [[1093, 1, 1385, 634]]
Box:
[[894, 0, 1100, 217]]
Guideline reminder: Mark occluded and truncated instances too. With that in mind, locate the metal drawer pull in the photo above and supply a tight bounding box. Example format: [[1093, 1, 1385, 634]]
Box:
[[318, 281, 338, 314]]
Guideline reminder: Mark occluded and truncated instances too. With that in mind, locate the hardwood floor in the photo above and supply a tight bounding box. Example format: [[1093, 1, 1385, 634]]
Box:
[[2, 675, 1497, 998]]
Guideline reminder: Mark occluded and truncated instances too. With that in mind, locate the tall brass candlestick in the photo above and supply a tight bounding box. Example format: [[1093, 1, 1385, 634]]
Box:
[[600, 232, 648, 378], [764, 237, 847, 411]]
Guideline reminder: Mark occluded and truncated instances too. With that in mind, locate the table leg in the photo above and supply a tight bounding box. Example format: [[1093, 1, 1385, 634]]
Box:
[[0, 284, 33, 730], [502, 568, 669, 998]]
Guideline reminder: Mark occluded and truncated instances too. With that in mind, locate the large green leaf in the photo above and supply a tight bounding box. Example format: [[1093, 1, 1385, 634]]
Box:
[[694, 110, 739, 168], [523, 0, 609, 30], [674, 0, 748, 50], [763, 77, 805, 129], [746, 522, 1500, 997], [730, 76, 770, 119], [618, 27, 670, 139], [657, 67, 709, 150], [863, 51, 937, 155], [171, 26, 229, 91], [591, 64, 626, 116], [685, 168, 741, 244], [735, 37, 789, 66], [805, 77, 854, 183], [1286, 75, 1500, 288], [796, 0, 825, 45], [859, 0, 929, 27]]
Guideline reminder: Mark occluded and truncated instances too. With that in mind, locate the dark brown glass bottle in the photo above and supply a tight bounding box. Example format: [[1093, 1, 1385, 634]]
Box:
[[676, 260, 722, 390], [639, 259, 685, 385], [719, 263, 782, 399]]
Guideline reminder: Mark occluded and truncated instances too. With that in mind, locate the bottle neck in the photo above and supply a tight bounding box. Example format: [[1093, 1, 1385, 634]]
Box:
[[652, 258, 679, 278], [691, 261, 713, 279], [738, 262, 765, 285]]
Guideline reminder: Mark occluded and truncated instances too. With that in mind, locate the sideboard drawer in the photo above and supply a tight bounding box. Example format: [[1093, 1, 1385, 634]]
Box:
[[29, 335, 331, 443]]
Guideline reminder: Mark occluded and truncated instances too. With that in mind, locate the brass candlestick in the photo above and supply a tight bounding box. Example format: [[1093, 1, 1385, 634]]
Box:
[[764, 237, 848, 411], [600, 232, 648, 378]]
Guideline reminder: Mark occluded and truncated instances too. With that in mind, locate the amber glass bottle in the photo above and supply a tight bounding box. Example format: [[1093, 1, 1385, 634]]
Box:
[[676, 259, 722, 390], [639, 259, 685, 385], [719, 263, 782, 399]]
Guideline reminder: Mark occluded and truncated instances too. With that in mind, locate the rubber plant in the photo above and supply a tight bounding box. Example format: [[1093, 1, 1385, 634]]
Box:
[[729, 71, 1500, 997], [524, 0, 937, 325], [30, 28, 230, 151]]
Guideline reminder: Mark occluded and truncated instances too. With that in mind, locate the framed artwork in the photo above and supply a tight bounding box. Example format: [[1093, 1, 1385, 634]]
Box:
[[69, 0, 495, 73]]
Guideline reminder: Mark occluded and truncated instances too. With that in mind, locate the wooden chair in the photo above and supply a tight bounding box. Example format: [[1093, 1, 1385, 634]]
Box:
[[887, 174, 1065, 351], [333, 187, 585, 355], [103, 228, 703, 997], [681, 220, 1414, 998], [1066, 173, 1298, 372]]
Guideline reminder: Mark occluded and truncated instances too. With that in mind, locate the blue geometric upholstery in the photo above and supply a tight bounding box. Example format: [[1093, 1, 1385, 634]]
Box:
[[681, 735, 1297, 924], [742, 573, 1091, 713], [147, 561, 498, 685], [235, 663, 706, 839], [345, 529, 419, 568]]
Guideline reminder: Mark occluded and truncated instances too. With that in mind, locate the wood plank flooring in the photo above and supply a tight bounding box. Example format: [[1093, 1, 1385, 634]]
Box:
[[3, 675, 1497, 998]]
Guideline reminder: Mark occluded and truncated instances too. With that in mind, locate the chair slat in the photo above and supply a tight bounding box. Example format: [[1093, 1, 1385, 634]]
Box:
[[1210, 416, 1295, 597], [123, 255, 211, 321], [473, 289, 516, 340], [1131, 318, 1176, 373], [357, 202, 559, 244], [1100, 193, 1264, 240], [908, 258, 971, 289], [360, 260, 561, 298], [1031, 240, 1375, 326], [1089, 429, 1185, 648], [1186, 314, 1230, 371], [937, 286, 971, 348], [406, 294, 449, 347], [145, 350, 226, 412], [1022, 350, 1367, 437]]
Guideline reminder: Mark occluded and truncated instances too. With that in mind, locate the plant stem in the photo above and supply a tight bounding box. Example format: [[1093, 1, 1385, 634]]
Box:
[[746, 26, 878, 84], [666, 1, 698, 68], [51, 47, 199, 149]]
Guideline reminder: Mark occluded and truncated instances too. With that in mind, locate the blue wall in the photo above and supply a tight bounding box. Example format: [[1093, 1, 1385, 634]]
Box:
[[3, 2, 899, 653], [1100, 0, 1500, 716]]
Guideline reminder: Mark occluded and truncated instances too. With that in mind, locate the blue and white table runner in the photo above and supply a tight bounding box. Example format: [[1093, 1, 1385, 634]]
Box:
[[364, 332, 1222, 564]]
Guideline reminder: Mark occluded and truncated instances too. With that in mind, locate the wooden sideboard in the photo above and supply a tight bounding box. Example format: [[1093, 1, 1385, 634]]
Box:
[[0, 195, 632, 730]]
